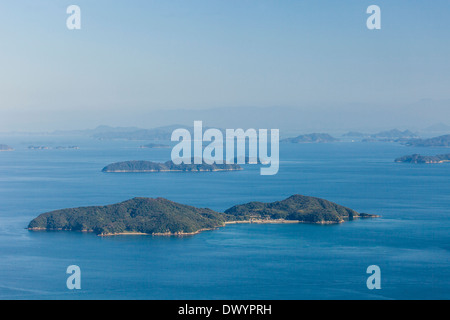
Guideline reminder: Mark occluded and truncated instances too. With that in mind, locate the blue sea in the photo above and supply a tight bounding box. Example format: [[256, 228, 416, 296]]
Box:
[[0, 134, 449, 300]]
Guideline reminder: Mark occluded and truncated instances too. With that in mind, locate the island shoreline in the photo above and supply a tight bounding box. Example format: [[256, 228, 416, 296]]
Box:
[[28, 215, 381, 237]]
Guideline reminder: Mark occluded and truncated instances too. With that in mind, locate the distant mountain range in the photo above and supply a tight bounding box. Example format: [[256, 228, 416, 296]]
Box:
[[43, 124, 449, 145], [91, 125, 188, 140], [344, 129, 419, 139], [50, 125, 185, 140], [422, 123, 450, 133], [52, 124, 227, 141]]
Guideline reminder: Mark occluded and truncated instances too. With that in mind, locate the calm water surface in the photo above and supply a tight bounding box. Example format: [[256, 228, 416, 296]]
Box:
[[0, 135, 449, 299]]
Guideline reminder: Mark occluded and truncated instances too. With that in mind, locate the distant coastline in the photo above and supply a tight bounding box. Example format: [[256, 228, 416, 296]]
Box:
[[281, 133, 339, 143], [0, 144, 13, 151], [395, 153, 450, 164], [139, 143, 170, 149], [102, 160, 242, 173], [403, 134, 450, 147]]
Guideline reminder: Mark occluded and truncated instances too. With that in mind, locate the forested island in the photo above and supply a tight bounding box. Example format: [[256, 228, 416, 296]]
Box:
[[102, 160, 242, 172], [225, 194, 377, 223], [281, 133, 339, 143], [403, 134, 450, 147], [395, 153, 450, 164], [28, 195, 379, 236], [0, 144, 13, 151]]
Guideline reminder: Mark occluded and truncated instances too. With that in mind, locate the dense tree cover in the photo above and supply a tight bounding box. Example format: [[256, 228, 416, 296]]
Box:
[[29, 195, 378, 235], [28, 197, 229, 235], [225, 194, 367, 223], [395, 153, 450, 164]]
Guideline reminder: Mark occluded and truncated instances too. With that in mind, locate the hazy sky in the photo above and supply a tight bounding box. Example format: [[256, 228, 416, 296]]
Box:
[[0, 0, 449, 131]]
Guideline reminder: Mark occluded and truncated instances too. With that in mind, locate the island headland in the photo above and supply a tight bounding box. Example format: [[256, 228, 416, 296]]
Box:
[[395, 153, 450, 164]]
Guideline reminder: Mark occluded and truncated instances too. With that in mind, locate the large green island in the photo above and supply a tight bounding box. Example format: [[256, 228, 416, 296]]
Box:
[[28, 195, 379, 236], [102, 160, 242, 172]]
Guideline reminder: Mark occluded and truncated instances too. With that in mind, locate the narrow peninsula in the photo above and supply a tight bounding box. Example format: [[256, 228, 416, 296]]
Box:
[[28, 195, 379, 236]]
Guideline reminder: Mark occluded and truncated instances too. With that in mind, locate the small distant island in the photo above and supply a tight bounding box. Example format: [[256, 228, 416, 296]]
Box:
[[28, 146, 50, 150], [0, 144, 13, 151], [28, 195, 379, 236], [395, 153, 450, 164], [140, 143, 170, 149], [403, 134, 450, 147], [28, 145, 79, 150], [55, 146, 79, 150], [281, 133, 339, 143], [102, 160, 242, 172]]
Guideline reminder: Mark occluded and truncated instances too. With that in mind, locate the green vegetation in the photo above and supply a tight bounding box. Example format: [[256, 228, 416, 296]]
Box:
[[395, 153, 450, 164], [225, 194, 376, 223], [281, 133, 339, 143], [28, 195, 379, 236], [28, 197, 228, 235], [102, 160, 242, 172]]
